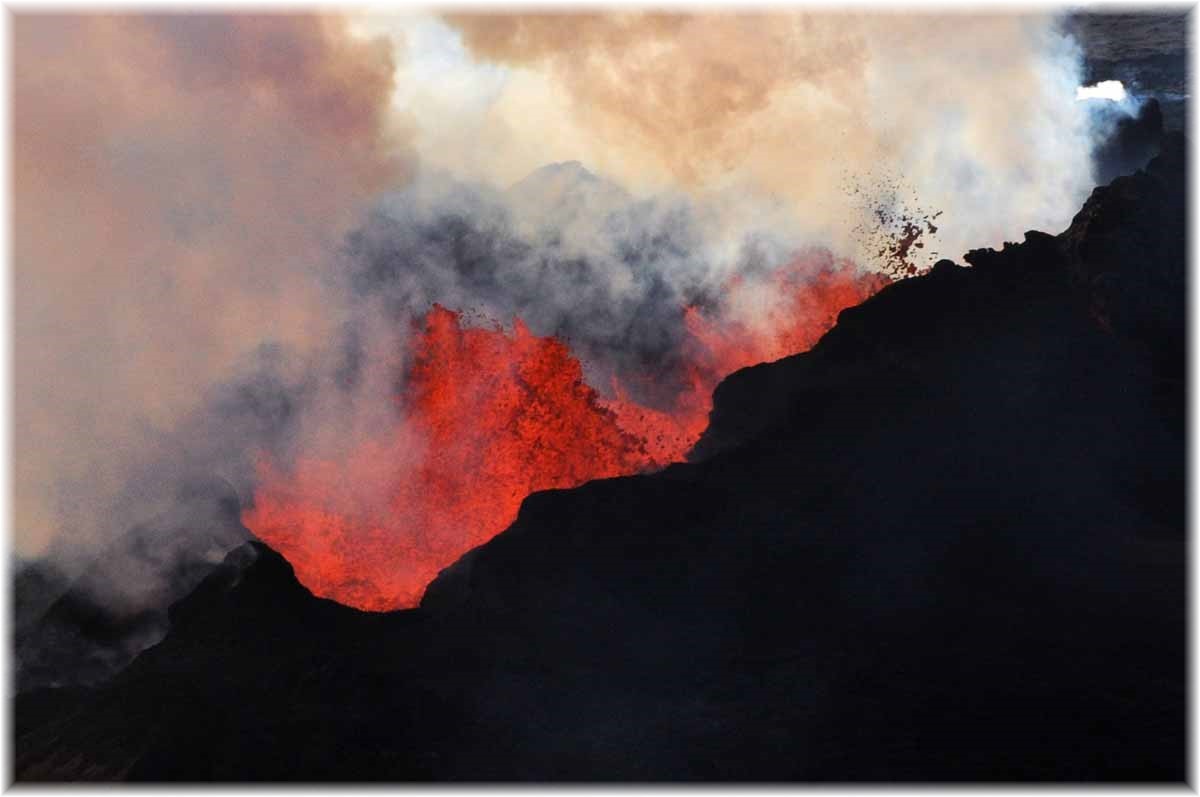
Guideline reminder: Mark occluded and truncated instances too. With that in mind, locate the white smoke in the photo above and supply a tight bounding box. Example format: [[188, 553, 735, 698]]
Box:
[[366, 11, 1118, 268]]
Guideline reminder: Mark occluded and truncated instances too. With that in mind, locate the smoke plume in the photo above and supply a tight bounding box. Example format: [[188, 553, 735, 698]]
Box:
[[14, 14, 406, 564]]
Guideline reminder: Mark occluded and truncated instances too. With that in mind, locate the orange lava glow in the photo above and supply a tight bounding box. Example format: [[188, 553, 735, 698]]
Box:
[[243, 250, 888, 611]]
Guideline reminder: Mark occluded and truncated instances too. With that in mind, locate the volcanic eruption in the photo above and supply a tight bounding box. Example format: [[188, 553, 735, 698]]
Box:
[[245, 249, 887, 610], [11, 8, 1187, 782]]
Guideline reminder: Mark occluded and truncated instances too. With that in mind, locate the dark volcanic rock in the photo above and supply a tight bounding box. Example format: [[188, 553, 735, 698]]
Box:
[[1091, 97, 1167, 186], [13, 143, 1186, 782], [14, 478, 251, 692], [1062, 131, 1186, 369]]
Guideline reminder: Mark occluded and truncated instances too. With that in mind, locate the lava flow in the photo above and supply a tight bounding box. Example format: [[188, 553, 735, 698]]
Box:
[[243, 250, 888, 611]]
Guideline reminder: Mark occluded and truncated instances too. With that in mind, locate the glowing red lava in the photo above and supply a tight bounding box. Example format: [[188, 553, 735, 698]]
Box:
[[243, 250, 888, 610]]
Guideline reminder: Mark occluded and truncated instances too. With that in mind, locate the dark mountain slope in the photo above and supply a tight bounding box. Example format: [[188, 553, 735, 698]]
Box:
[[13, 478, 250, 692], [13, 139, 1186, 782]]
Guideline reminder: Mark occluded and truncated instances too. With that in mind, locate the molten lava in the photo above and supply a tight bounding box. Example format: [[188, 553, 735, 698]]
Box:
[[244, 250, 887, 610]]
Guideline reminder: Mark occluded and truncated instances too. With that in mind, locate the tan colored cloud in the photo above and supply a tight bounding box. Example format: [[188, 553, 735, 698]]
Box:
[[14, 14, 409, 556], [442, 12, 1094, 261], [447, 12, 868, 183]]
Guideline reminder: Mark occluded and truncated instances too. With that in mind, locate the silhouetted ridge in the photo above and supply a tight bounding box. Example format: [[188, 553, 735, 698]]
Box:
[[14, 478, 251, 691]]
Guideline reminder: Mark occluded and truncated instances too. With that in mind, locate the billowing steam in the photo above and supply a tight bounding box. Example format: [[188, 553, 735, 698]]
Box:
[[394, 12, 1101, 262], [13, 9, 1159, 664]]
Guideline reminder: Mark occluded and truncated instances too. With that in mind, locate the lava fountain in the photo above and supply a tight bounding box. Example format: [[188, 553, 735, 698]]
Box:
[[243, 249, 888, 610]]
